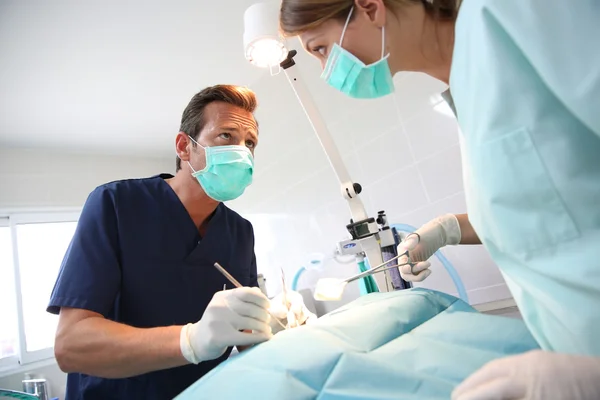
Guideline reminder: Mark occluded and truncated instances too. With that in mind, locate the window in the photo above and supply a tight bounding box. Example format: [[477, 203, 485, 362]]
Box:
[[0, 221, 18, 367], [0, 212, 79, 370]]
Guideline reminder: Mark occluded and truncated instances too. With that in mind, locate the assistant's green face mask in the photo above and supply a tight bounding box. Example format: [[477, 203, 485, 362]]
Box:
[[187, 136, 254, 202], [320, 6, 395, 99]]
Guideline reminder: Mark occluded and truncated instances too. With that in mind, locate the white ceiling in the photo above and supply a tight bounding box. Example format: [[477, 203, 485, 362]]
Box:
[[0, 0, 288, 157]]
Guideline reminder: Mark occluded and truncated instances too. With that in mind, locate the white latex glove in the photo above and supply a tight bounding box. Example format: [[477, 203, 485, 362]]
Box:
[[397, 214, 461, 282], [452, 350, 600, 400], [269, 290, 317, 334], [180, 287, 272, 364]]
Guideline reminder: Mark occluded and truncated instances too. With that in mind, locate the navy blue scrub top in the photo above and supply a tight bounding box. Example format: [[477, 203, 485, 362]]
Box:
[[47, 174, 258, 400]]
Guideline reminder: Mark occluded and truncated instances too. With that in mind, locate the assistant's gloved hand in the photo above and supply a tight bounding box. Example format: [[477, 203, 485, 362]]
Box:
[[397, 214, 461, 282], [452, 350, 600, 400], [180, 287, 272, 364], [269, 290, 317, 334]]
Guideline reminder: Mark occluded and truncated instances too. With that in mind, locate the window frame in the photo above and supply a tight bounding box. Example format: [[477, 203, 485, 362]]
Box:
[[0, 209, 81, 370], [0, 217, 19, 371]]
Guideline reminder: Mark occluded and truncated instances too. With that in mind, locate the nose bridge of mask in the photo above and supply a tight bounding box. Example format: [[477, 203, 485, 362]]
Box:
[[186, 135, 253, 169], [207, 146, 254, 170], [188, 136, 253, 173]]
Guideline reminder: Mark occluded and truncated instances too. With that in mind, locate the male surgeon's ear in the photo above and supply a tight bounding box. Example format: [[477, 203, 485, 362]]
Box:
[[175, 132, 191, 162], [355, 0, 386, 27]]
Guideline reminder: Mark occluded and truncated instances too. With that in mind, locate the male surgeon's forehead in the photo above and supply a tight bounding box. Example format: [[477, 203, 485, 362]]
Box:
[[211, 108, 258, 136]]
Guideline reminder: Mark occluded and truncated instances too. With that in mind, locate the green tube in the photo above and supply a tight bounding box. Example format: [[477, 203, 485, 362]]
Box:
[[357, 260, 380, 296]]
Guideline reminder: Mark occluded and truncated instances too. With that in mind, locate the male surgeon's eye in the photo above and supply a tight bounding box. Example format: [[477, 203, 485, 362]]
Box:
[[245, 140, 256, 149], [219, 133, 232, 140]]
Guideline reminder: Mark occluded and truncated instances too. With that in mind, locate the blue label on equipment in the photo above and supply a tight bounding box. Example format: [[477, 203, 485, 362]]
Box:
[[343, 243, 357, 249]]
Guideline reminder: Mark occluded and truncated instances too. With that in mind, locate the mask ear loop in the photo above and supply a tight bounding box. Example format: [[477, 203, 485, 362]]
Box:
[[381, 26, 386, 59], [186, 135, 206, 174], [340, 7, 387, 61], [187, 160, 198, 174], [339, 6, 354, 47], [187, 135, 205, 149]]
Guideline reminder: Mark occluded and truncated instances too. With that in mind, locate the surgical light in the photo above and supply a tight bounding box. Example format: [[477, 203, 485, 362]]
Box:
[[243, 2, 287, 68]]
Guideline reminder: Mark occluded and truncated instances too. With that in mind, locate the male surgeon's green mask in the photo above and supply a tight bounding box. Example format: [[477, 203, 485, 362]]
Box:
[[321, 6, 395, 99], [186, 135, 254, 202]]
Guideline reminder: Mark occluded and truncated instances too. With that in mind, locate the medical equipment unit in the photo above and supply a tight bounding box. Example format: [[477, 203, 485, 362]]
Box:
[[243, 2, 413, 295]]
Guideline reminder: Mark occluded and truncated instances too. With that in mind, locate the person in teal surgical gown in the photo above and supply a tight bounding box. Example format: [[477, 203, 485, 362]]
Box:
[[279, 0, 600, 398]]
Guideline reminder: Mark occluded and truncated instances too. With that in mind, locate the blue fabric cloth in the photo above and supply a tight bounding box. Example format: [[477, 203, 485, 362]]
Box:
[[451, 0, 600, 355], [47, 174, 258, 400], [176, 288, 539, 400]]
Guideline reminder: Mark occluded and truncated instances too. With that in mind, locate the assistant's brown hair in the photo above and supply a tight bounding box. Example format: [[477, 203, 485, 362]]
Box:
[[176, 85, 257, 171], [280, 0, 461, 37]]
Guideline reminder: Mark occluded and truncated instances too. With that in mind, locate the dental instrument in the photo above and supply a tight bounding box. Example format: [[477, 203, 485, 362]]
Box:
[[280, 267, 297, 328], [213, 262, 287, 330], [214, 262, 244, 288], [314, 260, 413, 301]]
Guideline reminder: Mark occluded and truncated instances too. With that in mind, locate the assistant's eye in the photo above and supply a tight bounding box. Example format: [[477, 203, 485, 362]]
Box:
[[312, 46, 327, 57], [219, 132, 232, 140], [245, 139, 256, 149]]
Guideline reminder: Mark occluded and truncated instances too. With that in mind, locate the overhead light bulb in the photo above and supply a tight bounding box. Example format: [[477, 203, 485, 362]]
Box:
[[243, 3, 288, 69], [245, 37, 287, 68]]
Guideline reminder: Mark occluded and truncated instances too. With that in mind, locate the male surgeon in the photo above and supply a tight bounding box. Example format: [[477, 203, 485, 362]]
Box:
[[47, 85, 312, 400]]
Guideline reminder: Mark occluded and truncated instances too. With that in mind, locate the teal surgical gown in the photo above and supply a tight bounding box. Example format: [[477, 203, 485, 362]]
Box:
[[451, 0, 600, 355]]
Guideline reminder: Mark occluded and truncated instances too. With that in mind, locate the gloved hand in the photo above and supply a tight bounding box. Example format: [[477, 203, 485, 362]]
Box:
[[269, 290, 317, 334], [180, 287, 272, 364], [397, 214, 461, 282], [452, 350, 600, 400]]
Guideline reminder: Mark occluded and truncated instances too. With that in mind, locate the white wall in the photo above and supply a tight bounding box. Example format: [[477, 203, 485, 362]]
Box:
[[0, 149, 173, 398], [0, 148, 174, 209], [228, 48, 512, 311]]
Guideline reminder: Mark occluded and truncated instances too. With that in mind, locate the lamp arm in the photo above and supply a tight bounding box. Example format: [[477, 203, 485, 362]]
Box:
[[280, 51, 369, 223]]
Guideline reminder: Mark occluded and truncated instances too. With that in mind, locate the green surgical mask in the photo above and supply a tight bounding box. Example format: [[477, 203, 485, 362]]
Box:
[[187, 136, 254, 202], [321, 6, 394, 99]]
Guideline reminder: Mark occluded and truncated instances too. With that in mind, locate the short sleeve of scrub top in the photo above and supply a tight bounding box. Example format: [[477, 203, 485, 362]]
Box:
[[451, 0, 600, 355], [47, 185, 121, 316], [47, 174, 259, 400]]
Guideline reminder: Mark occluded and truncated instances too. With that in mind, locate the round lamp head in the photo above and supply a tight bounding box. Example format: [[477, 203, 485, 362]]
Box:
[[243, 2, 288, 68]]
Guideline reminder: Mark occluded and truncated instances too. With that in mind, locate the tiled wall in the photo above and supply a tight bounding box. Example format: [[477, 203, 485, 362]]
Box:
[[230, 48, 511, 310]]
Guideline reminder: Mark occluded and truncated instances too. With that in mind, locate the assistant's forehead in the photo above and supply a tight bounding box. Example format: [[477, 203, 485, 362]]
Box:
[[299, 19, 345, 47], [204, 102, 258, 133]]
